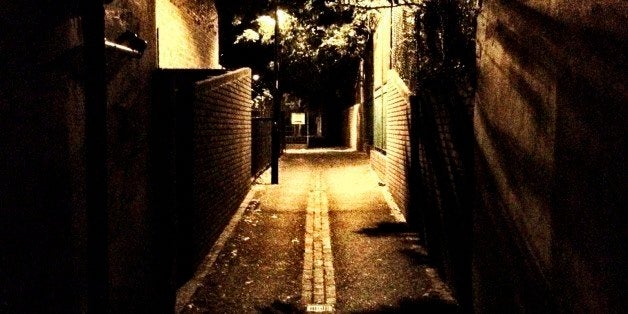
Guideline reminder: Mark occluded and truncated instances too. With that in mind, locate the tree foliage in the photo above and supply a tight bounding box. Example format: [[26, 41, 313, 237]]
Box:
[[217, 0, 479, 112], [414, 0, 479, 111], [217, 0, 376, 109]]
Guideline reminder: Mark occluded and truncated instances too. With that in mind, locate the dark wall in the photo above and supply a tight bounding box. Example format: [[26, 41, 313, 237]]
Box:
[[474, 0, 626, 312], [0, 0, 172, 312], [0, 3, 88, 312], [104, 0, 160, 311], [1, 1, 255, 312], [320, 105, 345, 146]]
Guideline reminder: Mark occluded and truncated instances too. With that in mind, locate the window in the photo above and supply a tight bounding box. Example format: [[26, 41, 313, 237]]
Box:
[[373, 89, 386, 150]]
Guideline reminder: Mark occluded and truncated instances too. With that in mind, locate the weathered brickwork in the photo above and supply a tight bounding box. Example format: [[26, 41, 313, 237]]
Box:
[[191, 68, 252, 269], [368, 5, 416, 221], [156, 0, 219, 68], [474, 1, 625, 312], [368, 69, 413, 218], [1, 1, 252, 312], [369, 149, 387, 183], [382, 71, 412, 218]]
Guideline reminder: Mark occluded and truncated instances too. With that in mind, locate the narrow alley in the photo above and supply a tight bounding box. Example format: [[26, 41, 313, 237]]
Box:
[[1, 1, 625, 313], [178, 150, 457, 313]]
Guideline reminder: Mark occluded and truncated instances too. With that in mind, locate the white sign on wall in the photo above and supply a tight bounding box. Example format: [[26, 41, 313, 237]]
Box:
[[291, 112, 306, 125]]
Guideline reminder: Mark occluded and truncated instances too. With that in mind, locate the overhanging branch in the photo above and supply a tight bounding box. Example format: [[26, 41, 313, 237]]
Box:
[[333, 0, 424, 10]]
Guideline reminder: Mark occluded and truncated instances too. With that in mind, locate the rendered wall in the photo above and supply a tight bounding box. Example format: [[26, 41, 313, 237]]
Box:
[[474, 1, 626, 311], [104, 0, 165, 311], [156, 0, 219, 69], [341, 103, 362, 150]]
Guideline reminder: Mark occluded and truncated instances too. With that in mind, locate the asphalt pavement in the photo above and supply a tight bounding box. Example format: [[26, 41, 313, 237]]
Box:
[[178, 149, 459, 313]]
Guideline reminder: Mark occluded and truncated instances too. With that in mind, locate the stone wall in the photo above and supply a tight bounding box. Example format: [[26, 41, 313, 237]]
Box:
[[474, 0, 626, 311]]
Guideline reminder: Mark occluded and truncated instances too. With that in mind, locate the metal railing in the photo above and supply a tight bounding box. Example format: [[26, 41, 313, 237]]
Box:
[[251, 117, 273, 178]]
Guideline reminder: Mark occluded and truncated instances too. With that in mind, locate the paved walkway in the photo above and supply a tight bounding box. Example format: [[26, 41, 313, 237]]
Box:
[[177, 150, 458, 313]]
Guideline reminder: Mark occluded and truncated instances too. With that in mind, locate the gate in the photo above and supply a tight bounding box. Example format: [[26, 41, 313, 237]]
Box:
[[411, 78, 474, 310], [251, 116, 272, 178]]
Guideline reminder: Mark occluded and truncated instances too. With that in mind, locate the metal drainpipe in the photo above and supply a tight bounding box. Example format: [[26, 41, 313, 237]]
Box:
[[82, 1, 108, 312], [390, 1, 393, 69]]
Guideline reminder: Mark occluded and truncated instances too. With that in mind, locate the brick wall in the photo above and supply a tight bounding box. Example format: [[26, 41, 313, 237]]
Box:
[[156, 0, 219, 68], [368, 69, 413, 219], [382, 71, 412, 218], [191, 68, 252, 265], [474, 1, 625, 312], [1, 0, 244, 311], [368, 6, 415, 219], [367, 4, 476, 307], [152, 68, 252, 287], [369, 150, 387, 184]]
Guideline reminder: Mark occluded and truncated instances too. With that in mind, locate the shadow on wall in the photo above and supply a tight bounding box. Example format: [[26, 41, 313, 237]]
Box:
[[474, 108, 556, 313], [474, 0, 626, 312]]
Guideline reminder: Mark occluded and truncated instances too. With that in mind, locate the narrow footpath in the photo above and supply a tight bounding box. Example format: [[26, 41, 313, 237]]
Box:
[[178, 150, 458, 313]]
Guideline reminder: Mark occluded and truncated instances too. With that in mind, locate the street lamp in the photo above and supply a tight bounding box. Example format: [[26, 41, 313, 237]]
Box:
[[271, 0, 281, 184]]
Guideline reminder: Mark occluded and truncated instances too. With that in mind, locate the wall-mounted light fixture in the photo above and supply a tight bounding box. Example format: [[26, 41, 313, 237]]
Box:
[[104, 31, 147, 58]]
